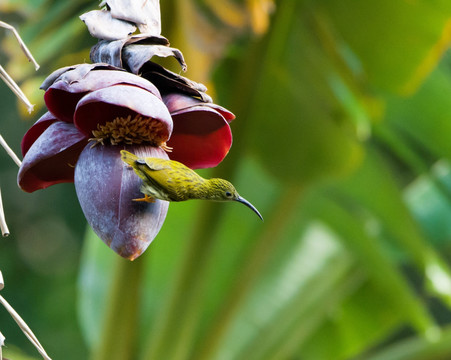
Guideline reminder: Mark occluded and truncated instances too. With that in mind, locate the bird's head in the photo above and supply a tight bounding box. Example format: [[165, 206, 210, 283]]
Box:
[[208, 178, 263, 220], [207, 178, 240, 201]]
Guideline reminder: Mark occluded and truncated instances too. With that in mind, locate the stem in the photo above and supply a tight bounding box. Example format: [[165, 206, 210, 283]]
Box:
[[0, 133, 22, 237], [0, 135, 22, 167], [0, 21, 40, 70], [91, 256, 144, 360], [0, 187, 9, 237], [194, 185, 303, 360], [0, 291, 51, 360], [0, 65, 34, 113]]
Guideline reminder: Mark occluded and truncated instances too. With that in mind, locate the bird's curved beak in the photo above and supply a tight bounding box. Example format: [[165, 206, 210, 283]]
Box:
[[236, 196, 263, 221]]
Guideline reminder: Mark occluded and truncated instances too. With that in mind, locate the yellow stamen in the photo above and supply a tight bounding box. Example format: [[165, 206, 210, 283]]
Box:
[[89, 114, 170, 151], [160, 143, 173, 153]]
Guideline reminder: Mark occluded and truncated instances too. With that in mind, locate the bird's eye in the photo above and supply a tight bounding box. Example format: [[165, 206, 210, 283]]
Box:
[[225, 191, 232, 197]]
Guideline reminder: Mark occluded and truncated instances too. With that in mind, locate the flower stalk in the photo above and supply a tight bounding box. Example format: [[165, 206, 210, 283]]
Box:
[[91, 257, 144, 360]]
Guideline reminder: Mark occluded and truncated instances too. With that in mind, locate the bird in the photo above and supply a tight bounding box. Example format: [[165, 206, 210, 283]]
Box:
[[120, 150, 263, 220]]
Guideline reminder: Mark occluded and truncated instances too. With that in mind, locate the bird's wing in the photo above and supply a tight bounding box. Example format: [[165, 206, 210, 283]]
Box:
[[137, 158, 204, 201], [137, 158, 174, 186], [143, 157, 173, 171], [134, 158, 182, 200]]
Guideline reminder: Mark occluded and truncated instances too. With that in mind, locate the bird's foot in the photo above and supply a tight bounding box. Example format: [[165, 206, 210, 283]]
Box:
[[133, 194, 155, 203]]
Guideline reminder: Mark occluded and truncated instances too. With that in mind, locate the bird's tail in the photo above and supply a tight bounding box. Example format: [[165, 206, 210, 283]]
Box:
[[120, 150, 139, 167]]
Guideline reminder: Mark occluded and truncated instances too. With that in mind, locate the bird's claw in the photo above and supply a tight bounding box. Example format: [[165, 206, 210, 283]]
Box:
[[133, 194, 155, 203]]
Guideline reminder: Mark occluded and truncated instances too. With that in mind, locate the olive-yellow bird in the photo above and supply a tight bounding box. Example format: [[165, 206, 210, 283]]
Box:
[[121, 150, 263, 220]]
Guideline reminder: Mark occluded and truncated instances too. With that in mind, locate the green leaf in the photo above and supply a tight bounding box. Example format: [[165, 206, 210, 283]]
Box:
[[386, 67, 451, 161], [321, 0, 451, 94], [248, 0, 362, 184]]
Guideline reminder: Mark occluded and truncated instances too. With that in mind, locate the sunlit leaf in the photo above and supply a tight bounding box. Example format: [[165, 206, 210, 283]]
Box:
[[223, 222, 358, 360], [246, 0, 275, 35], [406, 161, 451, 247], [367, 325, 451, 360]]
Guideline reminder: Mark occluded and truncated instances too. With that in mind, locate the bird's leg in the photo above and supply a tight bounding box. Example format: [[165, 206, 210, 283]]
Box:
[[133, 194, 155, 203]]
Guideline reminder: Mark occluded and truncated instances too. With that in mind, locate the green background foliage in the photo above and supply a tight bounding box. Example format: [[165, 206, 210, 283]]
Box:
[[3, 0, 451, 359]]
